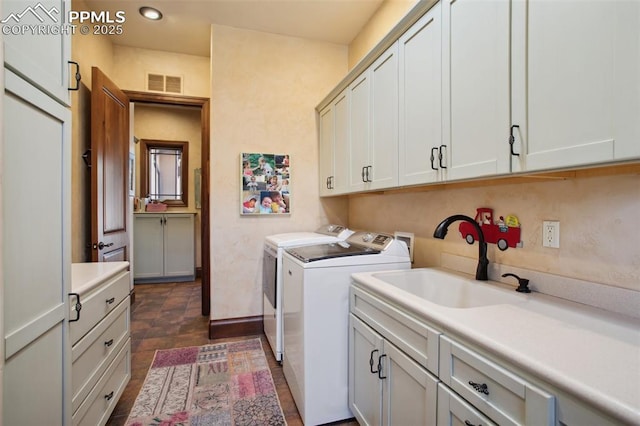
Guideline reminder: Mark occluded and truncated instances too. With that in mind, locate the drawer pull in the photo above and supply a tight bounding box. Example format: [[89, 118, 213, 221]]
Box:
[[369, 349, 379, 374], [106, 297, 115, 304], [104, 391, 114, 401], [464, 421, 480, 426], [469, 380, 489, 395], [377, 354, 387, 379], [104, 339, 114, 347]]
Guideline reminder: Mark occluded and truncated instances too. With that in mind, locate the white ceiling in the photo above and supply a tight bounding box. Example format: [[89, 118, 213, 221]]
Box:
[[84, 0, 385, 57]]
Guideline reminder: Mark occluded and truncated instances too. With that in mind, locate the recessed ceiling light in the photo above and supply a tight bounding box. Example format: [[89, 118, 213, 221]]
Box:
[[139, 6, 163, 21]]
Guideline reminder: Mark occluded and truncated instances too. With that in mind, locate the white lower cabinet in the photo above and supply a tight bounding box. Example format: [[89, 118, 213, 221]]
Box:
[[350, 314, 438, 426], [439, 336, 555, 426], [134, 213, 195, 282], [70, 263, 131, 426], [349, 284, 559, 426]]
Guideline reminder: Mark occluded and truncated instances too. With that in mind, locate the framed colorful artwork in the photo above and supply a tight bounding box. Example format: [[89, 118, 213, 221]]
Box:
[[241, 152, 290, 215]]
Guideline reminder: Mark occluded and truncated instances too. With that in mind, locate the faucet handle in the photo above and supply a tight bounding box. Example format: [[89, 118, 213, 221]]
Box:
[[502, 273, 531, 293]]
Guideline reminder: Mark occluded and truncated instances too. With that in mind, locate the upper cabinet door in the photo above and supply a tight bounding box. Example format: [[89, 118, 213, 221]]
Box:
[[398, 4, 442, 186], [319, 104, 336, 196], [511, 0, 640, 172], [333, 90, 350, 195], [349, 72, 371, 192], [3, 0, 72, 105], [369, 43, 399, 191], [442, 0, 511, 180]]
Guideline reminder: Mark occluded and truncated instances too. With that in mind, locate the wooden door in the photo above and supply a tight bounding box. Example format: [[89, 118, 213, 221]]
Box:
[[91, 67, 130, 262]]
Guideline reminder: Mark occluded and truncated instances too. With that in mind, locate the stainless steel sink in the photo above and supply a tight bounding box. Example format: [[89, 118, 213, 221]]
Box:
[[371, 268, 527, 308]]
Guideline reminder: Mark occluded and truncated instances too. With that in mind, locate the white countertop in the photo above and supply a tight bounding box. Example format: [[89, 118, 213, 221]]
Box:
[[71, 262, 129, 295], [351, 267, 640, 425]]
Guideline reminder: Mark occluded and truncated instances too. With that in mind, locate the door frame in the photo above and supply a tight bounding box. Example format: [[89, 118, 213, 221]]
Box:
[[124, 90, 210, 316]]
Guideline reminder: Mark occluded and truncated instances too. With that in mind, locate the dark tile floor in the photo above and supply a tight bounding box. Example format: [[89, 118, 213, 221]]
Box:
[[106, 280, 358, 426]]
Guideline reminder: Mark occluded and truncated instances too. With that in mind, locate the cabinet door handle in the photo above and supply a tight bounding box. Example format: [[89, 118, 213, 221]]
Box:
[[377, 354, 387, 379], [464, 421, 480, 426], [430, 147, 438, 170], [104, 391, 114, 401], [369, 349, 379, 374], [509, 124, 520, 157], [104, 339, 114, 347], [468, 380, 490, 395], [68, 293, 82, 322], [366, 166, 372, 182], [106, 297, 115, 305], [68, 60, 81, 91], [438, 145, 447, 169], [361, 166, 367, 183]]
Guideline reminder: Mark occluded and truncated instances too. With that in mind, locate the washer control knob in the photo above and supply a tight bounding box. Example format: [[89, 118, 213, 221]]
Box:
[[362, 233, 374, 243], [327, 225, 335, 232]]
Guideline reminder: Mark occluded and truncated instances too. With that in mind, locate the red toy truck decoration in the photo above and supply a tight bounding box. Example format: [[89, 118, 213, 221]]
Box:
[[459, 207, 522, 251]]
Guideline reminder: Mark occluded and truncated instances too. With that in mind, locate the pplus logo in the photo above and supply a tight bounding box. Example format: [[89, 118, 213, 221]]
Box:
[[2, 2, 126, 35]]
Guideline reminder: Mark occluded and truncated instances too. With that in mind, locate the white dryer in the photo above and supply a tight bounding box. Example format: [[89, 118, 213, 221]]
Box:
[[263, 225, 353, 362], [282, 231, 411, 425]]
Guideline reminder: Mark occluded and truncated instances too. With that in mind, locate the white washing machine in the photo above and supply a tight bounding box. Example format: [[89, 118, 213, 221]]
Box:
[[282, 231, 411, 425], [263, 224, 353, 362]]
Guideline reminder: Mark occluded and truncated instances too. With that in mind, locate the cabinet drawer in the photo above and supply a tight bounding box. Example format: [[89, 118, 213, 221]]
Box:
[[438, 383, 496, 426], [70, 270, 129, 345], [72, 297, 130, 413], [440, 336, 555, 426], [73, 339, 131, 426], [350, 286, 441, 375]]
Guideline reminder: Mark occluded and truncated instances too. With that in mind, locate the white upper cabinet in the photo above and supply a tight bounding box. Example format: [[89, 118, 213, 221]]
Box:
[[349, 43, 400, 193], [319, 90, 350, 196], [369, 43, 399, 190], [398, 3, 442, 186], [442, 0, 511, 180], [511, 0, 640, 172], [3, 0, 72, 105], [348, 71, 371, 192], [319, 104, 335, 196]]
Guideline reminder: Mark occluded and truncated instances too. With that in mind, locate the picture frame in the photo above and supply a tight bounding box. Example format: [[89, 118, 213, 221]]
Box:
[[241, 152, 290, 215]]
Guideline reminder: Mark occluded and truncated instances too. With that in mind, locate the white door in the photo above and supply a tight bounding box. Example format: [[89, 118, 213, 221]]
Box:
[[399, 3, 443, 186], [333, 90, 350, 194], [442, 0, 510, 180], [370, 43, 399, 190], [319, 104, 335, 196], [133, 214, 164, 279], [3, 69, 71, 425], [3, 0, 71, 105], [382, 341, 438, 426], [349, 72, 371, 192], [163, 214, 195, 277], [511, 0, 640, 171], [349, 315, 384, 426]]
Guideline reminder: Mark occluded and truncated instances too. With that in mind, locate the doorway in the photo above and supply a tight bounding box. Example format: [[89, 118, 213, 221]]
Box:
[[125, 90, 210, 316]]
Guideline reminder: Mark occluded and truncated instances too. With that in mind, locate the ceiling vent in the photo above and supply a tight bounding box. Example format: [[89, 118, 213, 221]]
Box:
[[146, 73, 183, 94]]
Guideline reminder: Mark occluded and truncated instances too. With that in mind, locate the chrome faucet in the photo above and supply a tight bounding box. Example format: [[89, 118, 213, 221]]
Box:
[[433, 215, 489, 281]]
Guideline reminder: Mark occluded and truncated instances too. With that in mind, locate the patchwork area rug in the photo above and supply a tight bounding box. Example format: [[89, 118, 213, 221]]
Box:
[[127, 338, 287, 425]]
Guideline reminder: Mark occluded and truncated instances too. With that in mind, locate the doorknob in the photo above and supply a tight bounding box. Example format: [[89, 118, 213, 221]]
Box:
[[94, 242, 114, 250]]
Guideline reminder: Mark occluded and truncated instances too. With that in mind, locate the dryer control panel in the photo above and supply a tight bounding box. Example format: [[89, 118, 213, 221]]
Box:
[[348, 231, 394, 251]]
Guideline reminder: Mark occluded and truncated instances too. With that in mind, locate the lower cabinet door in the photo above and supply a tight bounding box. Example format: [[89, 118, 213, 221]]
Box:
[[382, 338, 438, 426], [349, 314, 384, 426], [437, 383, 497, 426]]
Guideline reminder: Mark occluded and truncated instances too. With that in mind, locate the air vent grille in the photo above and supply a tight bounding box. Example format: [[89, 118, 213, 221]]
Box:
[[146, 73, 183, 94]]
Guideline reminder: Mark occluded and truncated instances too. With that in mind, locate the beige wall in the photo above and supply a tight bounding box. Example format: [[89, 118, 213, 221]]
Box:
[[71, 0, 114, 262], [349, 173, 640, 292], [133, 104, 203, 267], [111, 45, 210, 96], [348, 0, 417, 69], [209, 25, 349, 320]]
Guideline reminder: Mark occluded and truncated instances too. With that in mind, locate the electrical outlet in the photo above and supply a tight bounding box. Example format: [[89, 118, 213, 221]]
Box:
[[543, 220, 560, 248]]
